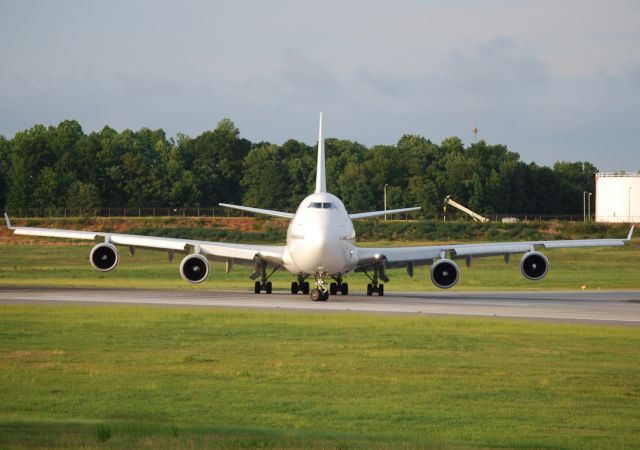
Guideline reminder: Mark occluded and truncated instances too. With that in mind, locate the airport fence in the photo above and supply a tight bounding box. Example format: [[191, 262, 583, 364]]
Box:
[[4, 207, 590, 222]]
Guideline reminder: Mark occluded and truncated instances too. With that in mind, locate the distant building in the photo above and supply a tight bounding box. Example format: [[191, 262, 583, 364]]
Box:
[[595, 172, 640, 223]]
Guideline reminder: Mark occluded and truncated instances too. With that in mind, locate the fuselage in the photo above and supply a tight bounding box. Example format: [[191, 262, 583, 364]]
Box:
[[282, 192, 358, 276]]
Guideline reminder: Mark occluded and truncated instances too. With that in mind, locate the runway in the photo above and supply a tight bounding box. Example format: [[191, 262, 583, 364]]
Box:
[[1, 287, 640, 326]]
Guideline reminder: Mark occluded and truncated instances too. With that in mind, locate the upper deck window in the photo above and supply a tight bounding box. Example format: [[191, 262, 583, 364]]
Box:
[[308, 202, 334, 209]]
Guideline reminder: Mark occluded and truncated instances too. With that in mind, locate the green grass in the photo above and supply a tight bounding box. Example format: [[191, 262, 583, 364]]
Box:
[[1, 305, 639, 449], [1, 240, 639, 291]]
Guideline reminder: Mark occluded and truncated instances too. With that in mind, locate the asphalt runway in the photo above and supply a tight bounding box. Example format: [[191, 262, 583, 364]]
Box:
[[1, 287, 640, 326]]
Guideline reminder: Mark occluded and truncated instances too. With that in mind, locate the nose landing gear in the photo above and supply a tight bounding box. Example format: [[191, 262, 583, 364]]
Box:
[[308, 273, 349, 301], [310, 272, 329, 301]]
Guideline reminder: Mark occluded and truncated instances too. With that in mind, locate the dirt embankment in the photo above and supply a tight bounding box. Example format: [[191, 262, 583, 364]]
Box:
[[1, 217, 287, 245]]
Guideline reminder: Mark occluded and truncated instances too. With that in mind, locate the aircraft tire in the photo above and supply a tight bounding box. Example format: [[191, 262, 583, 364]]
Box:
[[378, 284, 384, 296], [366, 284, 373, 296], [310, 289, 322, 301], [254, 281, 261, 294], [341, 283, 349, 295], [291, 281, 299, 294], [302, 282, 310, 294], [266, 281, 272, 294], [321, 291, 329, 301], [330, 282, 338, 295]]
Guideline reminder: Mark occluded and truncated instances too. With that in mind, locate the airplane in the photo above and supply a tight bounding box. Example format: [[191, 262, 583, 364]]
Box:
[[3, 114, 635, 301]]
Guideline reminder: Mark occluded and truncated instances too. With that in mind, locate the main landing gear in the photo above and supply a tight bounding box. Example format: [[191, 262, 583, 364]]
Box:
[[364, 263, 388, 297], [253, 260, 278, 294], [291, 275, 310, 295]]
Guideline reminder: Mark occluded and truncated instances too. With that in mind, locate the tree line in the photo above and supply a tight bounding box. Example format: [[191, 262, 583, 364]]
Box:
[[0, 119, 597, 216]]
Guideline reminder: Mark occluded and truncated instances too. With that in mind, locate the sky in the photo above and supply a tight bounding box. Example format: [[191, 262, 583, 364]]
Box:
[[1, 0, 639, 170]]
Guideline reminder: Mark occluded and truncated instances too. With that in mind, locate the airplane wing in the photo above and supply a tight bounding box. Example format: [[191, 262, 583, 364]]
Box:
[[356, 227, 634, 270], [219, 203, 294, 219], [4, 213, 285, 267], [349, 207, 421, 220]]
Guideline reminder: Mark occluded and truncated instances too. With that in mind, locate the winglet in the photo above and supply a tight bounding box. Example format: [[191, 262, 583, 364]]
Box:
[[627, 225, 635, 241], [315, 112, 326, 193], [4, 212, 13, 230]]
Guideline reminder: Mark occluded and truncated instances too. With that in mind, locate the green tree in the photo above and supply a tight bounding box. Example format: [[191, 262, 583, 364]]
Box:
[[337, 161, 374, 212], [0, 135, 9, 208], [186, 119, 250, 206], [241, 144, 290, 210], [66, 181, 101, 211]]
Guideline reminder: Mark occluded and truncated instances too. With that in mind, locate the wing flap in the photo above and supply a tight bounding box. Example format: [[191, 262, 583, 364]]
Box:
[[109, 234, 188, 251]]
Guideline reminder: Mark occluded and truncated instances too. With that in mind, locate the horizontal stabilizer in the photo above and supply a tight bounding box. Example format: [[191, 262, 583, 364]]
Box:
[[349, 207, 421, 220], [219, 203, 295, 219]]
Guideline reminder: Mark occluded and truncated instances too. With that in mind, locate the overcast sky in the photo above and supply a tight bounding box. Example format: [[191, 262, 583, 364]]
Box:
[[1, 0, 639, 170]]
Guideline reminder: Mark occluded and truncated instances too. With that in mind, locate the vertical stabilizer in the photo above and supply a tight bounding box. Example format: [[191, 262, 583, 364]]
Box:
[[315, 112, 326, 193]]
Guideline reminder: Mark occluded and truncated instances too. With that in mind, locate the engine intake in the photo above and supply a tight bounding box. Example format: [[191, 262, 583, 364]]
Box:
[[90, 243, 119, 272], [520, 251, 549, 281], [430, 259, 460, 289], [180, 254, 210, 284]]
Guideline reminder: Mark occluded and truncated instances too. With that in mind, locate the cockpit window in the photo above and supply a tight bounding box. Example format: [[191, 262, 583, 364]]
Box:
[[308, 202, 334, 209]]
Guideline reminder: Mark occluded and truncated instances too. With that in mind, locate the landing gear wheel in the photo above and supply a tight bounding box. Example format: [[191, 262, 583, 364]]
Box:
[[302, 282, 310, 295], [321, 291, 330, 301], [366, 284, 373, 296], [341, 283, 349, 295], [310, 289, 322, 301], [265, 281, 272, 294], [330, 282, 338, 295], [378, 284, 384, 296], [291, 281, 299, 294], [254, 281, 261, 294]]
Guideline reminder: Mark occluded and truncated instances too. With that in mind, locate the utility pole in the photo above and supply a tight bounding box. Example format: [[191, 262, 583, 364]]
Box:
[[583, 191, 592, 222], [384, 184, 388, 221], [588, 192, 592, 221]]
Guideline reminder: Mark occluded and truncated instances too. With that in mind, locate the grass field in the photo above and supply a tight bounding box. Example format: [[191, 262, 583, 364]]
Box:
[[1, 224, 639, 448], [1, 239, 639, 291], [1, 305, 639, 449]]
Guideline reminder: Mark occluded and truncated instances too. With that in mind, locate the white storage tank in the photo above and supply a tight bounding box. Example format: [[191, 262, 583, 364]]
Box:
[[595, 172, 640, 223]]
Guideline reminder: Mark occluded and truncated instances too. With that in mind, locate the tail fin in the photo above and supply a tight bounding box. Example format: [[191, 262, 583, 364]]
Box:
[[315, 112, 326, 193]]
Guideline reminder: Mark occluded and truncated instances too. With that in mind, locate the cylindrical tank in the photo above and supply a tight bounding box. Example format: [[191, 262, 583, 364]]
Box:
[[595, 172, 640, 223]]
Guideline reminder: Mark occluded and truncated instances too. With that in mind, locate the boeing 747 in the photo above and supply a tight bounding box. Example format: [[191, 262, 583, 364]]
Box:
[[4, 114, 634, 300]]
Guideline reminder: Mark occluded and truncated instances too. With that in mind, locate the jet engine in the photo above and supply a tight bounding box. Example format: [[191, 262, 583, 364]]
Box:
[[90, 243, 119, 272], [430, 259, 460, 289], [180, 254, 210, 284], [520, 251, 549, 281]]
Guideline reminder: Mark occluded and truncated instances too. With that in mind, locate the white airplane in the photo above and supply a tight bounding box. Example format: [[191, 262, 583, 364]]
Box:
[[4, 114, 635, 301]]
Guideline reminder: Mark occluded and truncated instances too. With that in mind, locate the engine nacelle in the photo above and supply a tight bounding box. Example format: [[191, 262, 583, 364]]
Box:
[[430, 259, 460, 289], [180, 254, 210, 284], [520, 251, 549, 281], [90, 243, 119, 272]]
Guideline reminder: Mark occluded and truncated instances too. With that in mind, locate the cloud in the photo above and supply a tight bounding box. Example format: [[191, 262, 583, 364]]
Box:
[[439, 37, 548, 97], [281, 49, 341, 93]]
